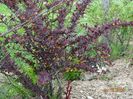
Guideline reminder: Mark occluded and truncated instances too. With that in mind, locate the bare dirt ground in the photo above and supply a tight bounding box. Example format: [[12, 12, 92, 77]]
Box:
[[70, 59, 133, 99]]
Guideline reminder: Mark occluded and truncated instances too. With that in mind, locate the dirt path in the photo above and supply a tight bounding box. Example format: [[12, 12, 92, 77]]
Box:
[[70, 59, 133, 99]]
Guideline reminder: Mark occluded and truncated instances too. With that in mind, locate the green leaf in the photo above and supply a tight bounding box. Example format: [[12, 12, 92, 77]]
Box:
[[0, 23, 7, 33], [0, 3, 11, 16]]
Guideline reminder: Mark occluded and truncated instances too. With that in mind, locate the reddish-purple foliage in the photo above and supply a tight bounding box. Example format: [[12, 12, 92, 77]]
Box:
[[0, 0, 133, 98], [38, 71, 51, 85]]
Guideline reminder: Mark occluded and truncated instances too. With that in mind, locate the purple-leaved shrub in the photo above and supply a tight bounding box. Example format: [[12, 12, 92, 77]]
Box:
[[0, 0, 133, 98]]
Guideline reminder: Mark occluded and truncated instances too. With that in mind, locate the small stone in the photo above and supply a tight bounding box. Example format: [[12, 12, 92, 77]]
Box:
[[80, 90, 83, 93], [86, 96, 94, 99]]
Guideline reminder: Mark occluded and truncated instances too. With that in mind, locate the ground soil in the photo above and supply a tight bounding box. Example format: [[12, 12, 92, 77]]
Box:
[[69, 59, 133, 99]]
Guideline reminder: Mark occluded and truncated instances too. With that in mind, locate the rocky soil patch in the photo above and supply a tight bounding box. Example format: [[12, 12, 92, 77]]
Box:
[[70, 59, 133, 99]]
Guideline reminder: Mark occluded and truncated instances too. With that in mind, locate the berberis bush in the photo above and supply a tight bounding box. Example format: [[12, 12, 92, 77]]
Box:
[[0, 0, 133, 99]]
